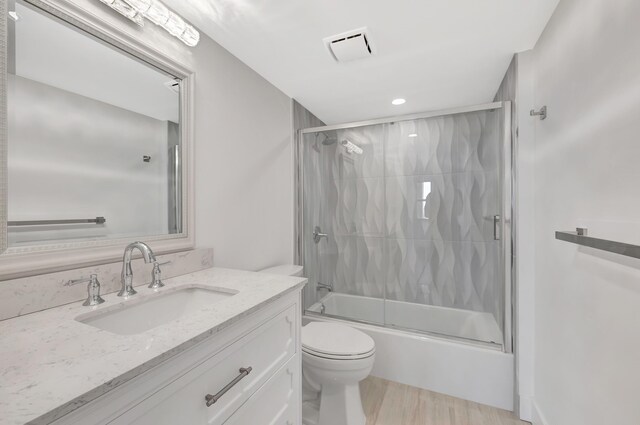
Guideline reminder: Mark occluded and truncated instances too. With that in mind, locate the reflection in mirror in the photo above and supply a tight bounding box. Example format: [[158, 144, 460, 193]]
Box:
[[7, 0, 182, 247]]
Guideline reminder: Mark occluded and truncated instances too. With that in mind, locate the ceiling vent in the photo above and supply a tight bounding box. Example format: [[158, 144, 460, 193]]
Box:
[[323, 27, 374, 63]]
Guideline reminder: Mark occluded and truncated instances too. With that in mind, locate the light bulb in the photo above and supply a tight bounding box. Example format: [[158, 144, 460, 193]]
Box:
[[124, 0, 151, 13], [164, 12, 186, 36], [145, 0, 170, 25], [124, 0, 201, 47], [99, 0, 144, 26]]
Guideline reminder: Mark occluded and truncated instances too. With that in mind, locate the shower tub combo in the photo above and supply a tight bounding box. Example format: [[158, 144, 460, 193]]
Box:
[[297, 102, 514, 410]]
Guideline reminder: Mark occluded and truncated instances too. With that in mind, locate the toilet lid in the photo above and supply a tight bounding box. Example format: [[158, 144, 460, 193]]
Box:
[[302, 322, 375, 358]]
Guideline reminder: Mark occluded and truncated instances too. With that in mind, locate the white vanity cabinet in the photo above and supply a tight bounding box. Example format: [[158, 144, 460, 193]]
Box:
[[52, 291, 302, 425]]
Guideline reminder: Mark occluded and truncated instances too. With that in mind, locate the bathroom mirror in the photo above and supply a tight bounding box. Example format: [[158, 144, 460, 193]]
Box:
[[0, 0, 195, 278]]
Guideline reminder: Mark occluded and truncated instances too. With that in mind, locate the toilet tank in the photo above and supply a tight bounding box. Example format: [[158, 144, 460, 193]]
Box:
[[258, 265, 304, 277]]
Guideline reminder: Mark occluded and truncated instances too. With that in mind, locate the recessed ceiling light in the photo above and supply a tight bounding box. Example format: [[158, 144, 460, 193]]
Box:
[[392, 98, 406, 106], [408, 133, 418, 138]]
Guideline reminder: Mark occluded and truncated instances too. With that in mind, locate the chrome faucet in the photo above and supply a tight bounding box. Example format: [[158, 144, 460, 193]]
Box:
[[65, 274, 105, 306], [316, 282, 333, 292], [118, 241, 156, 297]]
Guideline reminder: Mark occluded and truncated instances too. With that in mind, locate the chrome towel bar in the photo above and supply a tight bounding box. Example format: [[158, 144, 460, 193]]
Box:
[[555, 228, 640, 260], [8, 217, 106, 226]]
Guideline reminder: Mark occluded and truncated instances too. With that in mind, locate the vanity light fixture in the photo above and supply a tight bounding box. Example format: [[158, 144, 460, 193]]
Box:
[[392, 98, 406, 106], [123, 0, 200, 46], [98, 0, 145, 26]]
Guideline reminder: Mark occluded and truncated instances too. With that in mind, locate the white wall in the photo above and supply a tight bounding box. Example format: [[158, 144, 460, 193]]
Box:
[[62, 1, 294, 271], [193, 47, 293, 271], [528, 0, 640, 423], [513, 51, 537, 421], [492, 55, 537, 420]]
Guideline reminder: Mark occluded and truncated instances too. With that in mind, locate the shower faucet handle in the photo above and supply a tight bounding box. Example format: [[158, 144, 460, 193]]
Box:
[[313, 226, 328, 243]]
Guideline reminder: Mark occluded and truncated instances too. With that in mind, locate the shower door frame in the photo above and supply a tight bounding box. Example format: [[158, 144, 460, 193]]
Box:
[[295, 101, 514, 353]]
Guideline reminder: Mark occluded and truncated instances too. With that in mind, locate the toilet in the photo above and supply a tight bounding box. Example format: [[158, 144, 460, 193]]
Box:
[[259, 265, 376, 425]]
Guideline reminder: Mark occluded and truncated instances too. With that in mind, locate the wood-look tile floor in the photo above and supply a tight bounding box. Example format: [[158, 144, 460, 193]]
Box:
[[360, 377, 530, 425]]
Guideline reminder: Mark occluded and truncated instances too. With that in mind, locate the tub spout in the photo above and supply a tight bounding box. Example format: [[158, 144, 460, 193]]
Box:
[[316, 282, 333, 292]]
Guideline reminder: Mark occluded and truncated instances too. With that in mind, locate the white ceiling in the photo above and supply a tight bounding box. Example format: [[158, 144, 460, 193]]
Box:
[[166, 0, 559, 124]]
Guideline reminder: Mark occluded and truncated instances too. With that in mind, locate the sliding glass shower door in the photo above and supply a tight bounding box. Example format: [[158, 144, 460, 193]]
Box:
[[300, 103, 511, 350]]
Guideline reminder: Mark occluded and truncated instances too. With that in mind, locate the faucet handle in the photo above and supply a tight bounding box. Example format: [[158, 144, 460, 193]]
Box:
[[149, 261, 170, 289], [65, 274, 93, 286], [312, 226, 328, 244], [65, 274, 105, 307]]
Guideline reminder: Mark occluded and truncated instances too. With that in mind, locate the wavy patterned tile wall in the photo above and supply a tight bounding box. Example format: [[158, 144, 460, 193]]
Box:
[[302, 109, 504, 330]]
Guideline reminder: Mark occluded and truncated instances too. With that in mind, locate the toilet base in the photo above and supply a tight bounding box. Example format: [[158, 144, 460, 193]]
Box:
[[301, 383, 366, 425], [301, 399, 320, 425]]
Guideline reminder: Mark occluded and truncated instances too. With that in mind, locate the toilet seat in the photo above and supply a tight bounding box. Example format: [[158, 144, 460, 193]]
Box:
[[302, 346, 375, 360], [302, 322, 375, 360]]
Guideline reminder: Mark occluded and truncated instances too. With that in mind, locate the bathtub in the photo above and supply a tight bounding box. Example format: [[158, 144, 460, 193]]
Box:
[[307, 293, 504, 345], [304, 292, 514, 410]]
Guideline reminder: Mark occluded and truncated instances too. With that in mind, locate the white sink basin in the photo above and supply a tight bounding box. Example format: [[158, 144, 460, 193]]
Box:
[[77, 286, 238, 335]]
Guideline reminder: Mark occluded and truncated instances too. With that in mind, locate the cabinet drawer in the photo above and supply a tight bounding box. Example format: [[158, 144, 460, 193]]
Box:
[[224, 356, 300, 425], [108, 305, 297, 425]]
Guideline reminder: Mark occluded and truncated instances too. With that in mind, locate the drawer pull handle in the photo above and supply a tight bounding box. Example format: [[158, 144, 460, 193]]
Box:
[[205, 367, 253, 407]]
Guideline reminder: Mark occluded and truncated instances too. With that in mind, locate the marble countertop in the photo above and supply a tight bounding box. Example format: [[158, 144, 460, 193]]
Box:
[[0, 267, 307, 425]]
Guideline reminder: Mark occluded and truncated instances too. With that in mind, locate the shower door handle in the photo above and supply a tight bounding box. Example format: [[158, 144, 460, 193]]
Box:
[[493, 215, 501, 240], [313, 226, 328, 244]]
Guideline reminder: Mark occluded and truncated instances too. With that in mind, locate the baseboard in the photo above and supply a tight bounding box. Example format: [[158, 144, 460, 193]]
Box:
[[531, 399, 550, 425]]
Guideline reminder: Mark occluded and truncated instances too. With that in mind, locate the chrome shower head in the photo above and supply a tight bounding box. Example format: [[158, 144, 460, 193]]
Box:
[[321, 132, 338, 146]]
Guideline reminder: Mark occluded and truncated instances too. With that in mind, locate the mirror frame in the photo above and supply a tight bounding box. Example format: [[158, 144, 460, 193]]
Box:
[[0, 0, 7, 257], [0, 0, 195, 280]]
